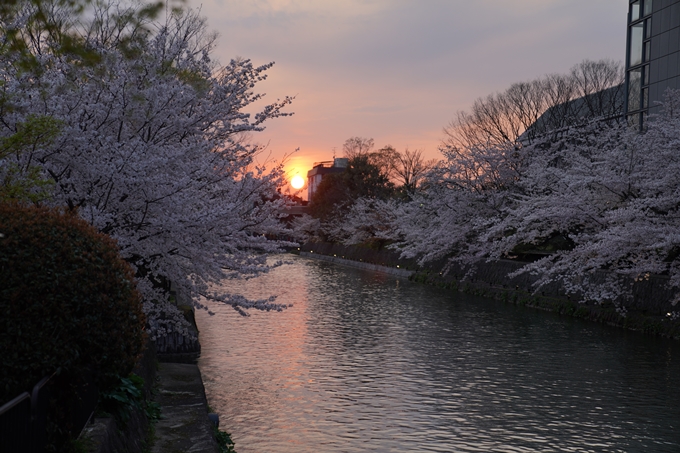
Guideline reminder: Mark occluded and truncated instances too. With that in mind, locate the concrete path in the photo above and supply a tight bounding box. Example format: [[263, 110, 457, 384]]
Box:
[[151, 363, 218, 453]]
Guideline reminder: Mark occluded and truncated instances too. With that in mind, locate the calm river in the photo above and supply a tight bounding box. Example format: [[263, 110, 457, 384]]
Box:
[[196, 255, 680, 453]]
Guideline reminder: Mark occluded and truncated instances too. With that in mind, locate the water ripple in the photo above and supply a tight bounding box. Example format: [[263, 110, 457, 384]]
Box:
[[197, 256, 680, 453]]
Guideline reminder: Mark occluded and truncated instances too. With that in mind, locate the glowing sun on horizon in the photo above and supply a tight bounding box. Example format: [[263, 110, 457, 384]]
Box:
[[291, 175, 305, 190]]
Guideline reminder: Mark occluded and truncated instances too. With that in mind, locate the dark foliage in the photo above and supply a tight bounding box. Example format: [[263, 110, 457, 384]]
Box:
[[309, 154, 394, 221], [98, 373, 160, 428], [0, 203, 145, 449], [215, 427, 237, 453], [308, 172, 347, 221]]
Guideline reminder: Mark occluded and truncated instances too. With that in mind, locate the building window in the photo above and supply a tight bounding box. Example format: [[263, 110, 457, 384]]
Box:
[[631, 0, 653, 21], [629, 69, 642, 111], [630, 23, 644, 66], [645, 18, 652, 39], [626, 0, 653, 125], [644, 41, 651, 62], [631, 1, 640, 22]]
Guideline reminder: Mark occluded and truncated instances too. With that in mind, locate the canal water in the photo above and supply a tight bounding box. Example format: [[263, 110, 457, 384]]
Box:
[[196, 255, 680, 453]]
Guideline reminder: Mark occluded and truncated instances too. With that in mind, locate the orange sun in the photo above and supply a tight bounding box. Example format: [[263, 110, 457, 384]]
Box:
[[291, 175, 305, 190]]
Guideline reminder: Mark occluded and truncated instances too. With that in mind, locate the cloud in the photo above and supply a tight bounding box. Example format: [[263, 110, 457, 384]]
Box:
[[187, 0, 627, 171]]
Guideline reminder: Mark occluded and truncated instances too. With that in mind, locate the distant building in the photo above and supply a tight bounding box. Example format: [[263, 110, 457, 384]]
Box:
[[625, 0, 680, 127], [307, 158, 348, 200]]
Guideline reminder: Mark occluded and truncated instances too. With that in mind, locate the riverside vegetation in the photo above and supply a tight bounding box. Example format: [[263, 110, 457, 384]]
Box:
[[0, 204, 146, 451], [296, 64, 680, 328]]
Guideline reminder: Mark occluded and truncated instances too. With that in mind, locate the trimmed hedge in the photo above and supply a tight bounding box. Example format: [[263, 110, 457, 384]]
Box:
[[0, 203, 145, 448]]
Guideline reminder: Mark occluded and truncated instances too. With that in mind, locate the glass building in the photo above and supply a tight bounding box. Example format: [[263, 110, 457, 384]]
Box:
[[625, 0, 680, 128]]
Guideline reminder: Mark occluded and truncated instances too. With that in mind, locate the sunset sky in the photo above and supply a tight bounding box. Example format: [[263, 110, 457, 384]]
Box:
[[187, 0, 627, 193]]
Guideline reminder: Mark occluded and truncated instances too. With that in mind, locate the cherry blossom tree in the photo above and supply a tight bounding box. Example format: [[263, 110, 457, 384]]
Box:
[[399, 60, 624, 277], [325, 197, 401, 246], [388, 139, 525, 271], [289, 213, 321, 242], [392, 89, 680, 309], [483, 90, 680, 305], [0, 1, 294, 338]]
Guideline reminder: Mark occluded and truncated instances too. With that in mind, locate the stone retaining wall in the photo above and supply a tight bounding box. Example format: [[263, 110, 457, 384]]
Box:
[[156, 304, 201, 363]]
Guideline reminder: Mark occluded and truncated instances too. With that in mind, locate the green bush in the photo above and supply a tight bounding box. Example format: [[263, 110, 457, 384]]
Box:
[[98, 373, 160, 427], [0, 203, 145, 448], [214, 427, 237, 453]]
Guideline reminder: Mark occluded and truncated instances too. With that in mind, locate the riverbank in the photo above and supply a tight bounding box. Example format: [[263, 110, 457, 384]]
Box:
[[298, 241, 680, 340], [151, 362, 219, 453], [81, 307, 223, 453]]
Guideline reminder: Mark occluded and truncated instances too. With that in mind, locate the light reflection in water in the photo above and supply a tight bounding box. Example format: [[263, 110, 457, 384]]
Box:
[[196, 255, 680, 453]]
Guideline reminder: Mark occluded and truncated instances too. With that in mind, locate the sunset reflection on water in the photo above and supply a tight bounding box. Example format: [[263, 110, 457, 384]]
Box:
[[196, 255, 680, 453]]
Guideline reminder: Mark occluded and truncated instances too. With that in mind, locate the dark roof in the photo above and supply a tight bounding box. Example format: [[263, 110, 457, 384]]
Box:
[[521, 84, 625, 144]]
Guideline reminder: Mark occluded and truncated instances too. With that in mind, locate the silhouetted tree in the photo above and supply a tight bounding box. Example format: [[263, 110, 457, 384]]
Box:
[[390, 148, 436, 194], [443, 59, 624, 151], [342, 136, 375, 159], [309, 154, 394, 222]]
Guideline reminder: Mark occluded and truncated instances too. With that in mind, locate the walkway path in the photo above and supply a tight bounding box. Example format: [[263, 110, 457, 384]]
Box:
[[151, 362, 218, 453]]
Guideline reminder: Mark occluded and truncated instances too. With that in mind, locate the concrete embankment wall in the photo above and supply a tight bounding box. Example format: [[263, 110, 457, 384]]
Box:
[[300, 241, 680, 339]]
